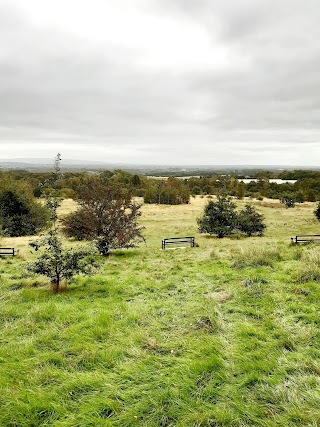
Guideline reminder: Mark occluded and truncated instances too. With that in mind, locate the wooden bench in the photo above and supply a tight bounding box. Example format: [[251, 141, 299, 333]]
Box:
[[0, 247, 16, 256], [291, 235, 320, 244], [162, 237, 195, 250]]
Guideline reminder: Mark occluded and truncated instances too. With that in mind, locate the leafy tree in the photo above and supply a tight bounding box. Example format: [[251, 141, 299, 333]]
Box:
[[202, 185, 212, 195], [280, 195, 295, 208], [237, 204, 266, 236], [295, 191, 305, 203], [144, 178, 190, 205], [191, 186, 202, 195], [62, 177, 145, 256], [235, 182, 245, 199], [197, 195, 237, 237], [305, 189, 316, 202], [28, 154, 96, 293], [314, 202, 320, 221], [0, 181, 48, 236]]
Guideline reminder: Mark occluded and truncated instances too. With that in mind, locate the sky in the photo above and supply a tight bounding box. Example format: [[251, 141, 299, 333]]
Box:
[[0, 0, 319, 165]]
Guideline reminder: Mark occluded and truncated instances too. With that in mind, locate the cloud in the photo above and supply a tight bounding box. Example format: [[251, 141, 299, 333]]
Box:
[[0, 0, 319, 164]]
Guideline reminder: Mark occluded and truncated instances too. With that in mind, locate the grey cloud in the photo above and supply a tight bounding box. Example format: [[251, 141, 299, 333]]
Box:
[[0, 1, 320, 164]]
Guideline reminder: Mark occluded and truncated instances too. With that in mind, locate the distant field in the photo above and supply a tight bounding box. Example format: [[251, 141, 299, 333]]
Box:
[[1, 196, 320, 426]]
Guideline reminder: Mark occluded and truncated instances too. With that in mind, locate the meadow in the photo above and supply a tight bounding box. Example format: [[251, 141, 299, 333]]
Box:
[[0, 196, 320, 426]]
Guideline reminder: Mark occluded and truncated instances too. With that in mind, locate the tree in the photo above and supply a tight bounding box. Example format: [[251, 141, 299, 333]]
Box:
[[314, 202, 320, 221], [28, 154, 96, 293], [305, 190, 316, 202], [0, 181, 48, 236], [191, 186, 202, 195], [144, 177, 190, 205], [62, 176, 145, 256], [280, 195, 295, 208], [237, 204, 266, 236], [197, 195, 237, 237], [235, 182, 245, 199], [295, 191, 305, 203]]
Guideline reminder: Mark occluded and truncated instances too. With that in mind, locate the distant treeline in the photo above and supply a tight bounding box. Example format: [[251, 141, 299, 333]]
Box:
[[1, 169, 320, 204]]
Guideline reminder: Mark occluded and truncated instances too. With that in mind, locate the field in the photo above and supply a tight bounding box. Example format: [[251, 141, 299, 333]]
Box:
[[1, 196, 320, 426]]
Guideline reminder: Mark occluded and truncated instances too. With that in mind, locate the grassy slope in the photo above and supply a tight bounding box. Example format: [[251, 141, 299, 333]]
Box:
[[0, 197, 320, 426]]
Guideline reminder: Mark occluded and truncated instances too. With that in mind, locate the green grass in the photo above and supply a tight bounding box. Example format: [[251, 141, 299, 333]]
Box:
[[1, 197, 320, 426]]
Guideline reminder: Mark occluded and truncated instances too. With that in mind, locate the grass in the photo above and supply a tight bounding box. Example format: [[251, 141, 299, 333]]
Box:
[[0, 196, 320, 426]]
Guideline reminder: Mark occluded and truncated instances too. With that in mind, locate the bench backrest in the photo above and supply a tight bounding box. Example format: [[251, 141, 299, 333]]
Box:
[[292, 235, 320, 243], [0, 247, 15, 256], [162, 237, 194, 249]]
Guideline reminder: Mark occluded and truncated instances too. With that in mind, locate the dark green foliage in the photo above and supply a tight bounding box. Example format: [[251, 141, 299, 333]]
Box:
[[0, 187, 48, 236], [198, 197, 266, 238], [314, 202, 320, 221], [295, 191, 305, 203], [280, 195, 295, 208], [235, 181, 245, 199], [237, 204, 266, 236], [191, 186, 202, 195], [305, 189, 317, 202], [62, 177, 145, 255], [197, 195, 237, 237]]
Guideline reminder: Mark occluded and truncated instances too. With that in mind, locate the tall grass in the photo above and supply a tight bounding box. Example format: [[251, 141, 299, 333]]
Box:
[[292, 248, 320, 283], [231, 244, 282, 268], [0, 198, 320, 426]]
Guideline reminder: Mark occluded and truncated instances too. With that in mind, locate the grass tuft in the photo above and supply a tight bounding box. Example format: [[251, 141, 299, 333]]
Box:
[[232, 244, 282, 268], [292, 248, 320, 283]]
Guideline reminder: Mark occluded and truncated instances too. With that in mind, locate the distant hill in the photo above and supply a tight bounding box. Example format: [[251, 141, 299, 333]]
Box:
[[1, 158, 320, 174]]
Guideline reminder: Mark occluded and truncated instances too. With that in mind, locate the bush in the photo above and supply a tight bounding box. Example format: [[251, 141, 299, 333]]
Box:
[[62, 177, 145, 255], [198, 198, 266, 238], [197, 195, 237, 237], [28, 154, 96, 292], [191, 186, 202, 195], [236, 204, 266, 236], [0, 187, 48, 236], [314, 202, 320, 221], [280, 195, 295, 208]]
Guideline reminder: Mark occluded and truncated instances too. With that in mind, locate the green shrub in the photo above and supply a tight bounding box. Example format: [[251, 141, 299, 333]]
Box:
[[236, 204, 266, 236], [197, 195, 237, 238], [280, 195, 295, 208], [0, 188, 48, 236], [314, 202, 320, 221]]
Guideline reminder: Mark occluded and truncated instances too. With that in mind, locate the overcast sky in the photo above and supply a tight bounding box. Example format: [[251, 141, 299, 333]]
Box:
[[0, 0, 319, 165]]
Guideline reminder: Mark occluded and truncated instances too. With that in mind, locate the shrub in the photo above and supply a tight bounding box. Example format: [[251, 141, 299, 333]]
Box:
[[197, 195, 237, 238], [198, 198, 266, 238], [62, 177, 145, 256], [314, 202, 320, 221], [191, 186, 202, 195], [295, 191, 305, 203], [280, 195, 295, 208], [28, 154, 97, 292], [0, 187, 48, 236], [236, 204, 266, 236], [28, 233, 96, 292]]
